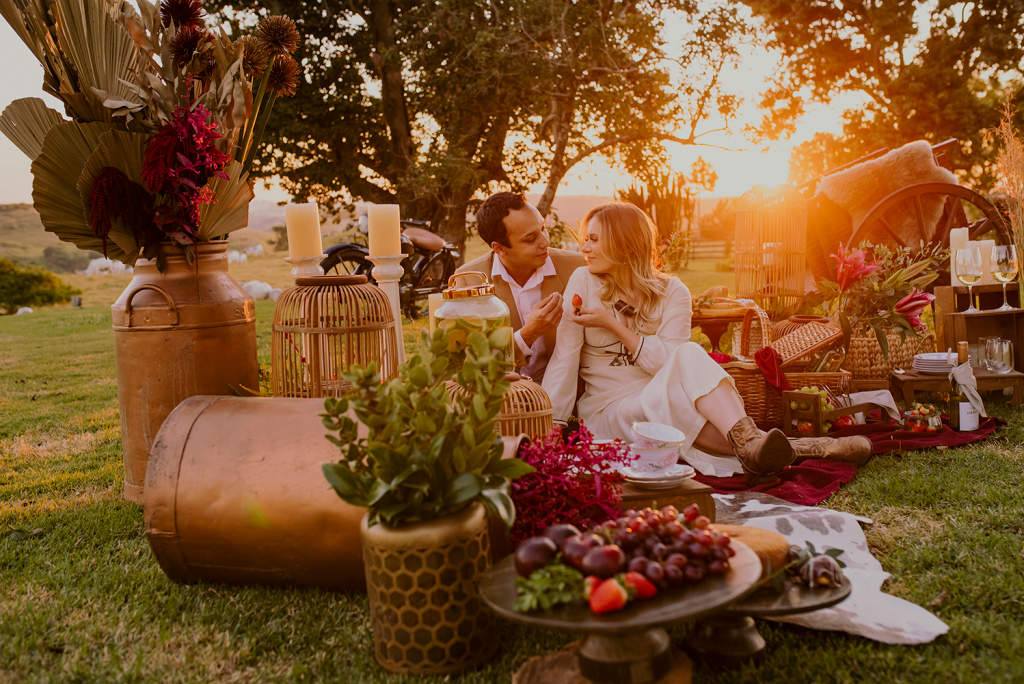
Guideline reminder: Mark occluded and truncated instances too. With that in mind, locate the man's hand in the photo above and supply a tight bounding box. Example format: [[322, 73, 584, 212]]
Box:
[[520, 292, 563, 347]]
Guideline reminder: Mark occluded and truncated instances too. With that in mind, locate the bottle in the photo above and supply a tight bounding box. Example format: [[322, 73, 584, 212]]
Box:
[[949, 341, 979, 432]]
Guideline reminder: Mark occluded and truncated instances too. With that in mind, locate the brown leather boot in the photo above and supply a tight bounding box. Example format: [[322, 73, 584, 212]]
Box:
[[789, 435, 873, 467], [727, 417, 796, 486]]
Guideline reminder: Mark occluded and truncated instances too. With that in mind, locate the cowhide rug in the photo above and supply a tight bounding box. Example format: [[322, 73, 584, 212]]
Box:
[[715, 492, 949, 645]]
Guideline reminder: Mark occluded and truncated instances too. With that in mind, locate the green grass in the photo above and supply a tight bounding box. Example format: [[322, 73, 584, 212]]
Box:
[[2, 263, 1023, 683]]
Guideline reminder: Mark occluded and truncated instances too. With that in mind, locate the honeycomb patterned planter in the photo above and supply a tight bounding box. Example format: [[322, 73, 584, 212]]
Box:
[[360, 502, 498, 674]]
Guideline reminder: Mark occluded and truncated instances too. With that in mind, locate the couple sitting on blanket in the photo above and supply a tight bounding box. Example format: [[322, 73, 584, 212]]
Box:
[[459, 193, 871, 484]]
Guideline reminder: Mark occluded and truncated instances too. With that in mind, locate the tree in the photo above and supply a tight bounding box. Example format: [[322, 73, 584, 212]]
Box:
[[0, 258, 80, 314], [206, 0, 746, 252], [740, 0, 1024, 190]]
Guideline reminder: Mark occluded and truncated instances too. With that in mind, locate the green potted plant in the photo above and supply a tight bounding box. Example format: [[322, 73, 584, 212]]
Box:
[[321, 327, 533, 675]]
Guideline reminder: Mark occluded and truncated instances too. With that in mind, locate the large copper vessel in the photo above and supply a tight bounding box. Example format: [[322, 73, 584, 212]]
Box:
[[112, 242, 258, 502], [143, 396, 525, 591]]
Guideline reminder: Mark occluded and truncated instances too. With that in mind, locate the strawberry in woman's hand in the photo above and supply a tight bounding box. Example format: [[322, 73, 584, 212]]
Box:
[[572, 293, 583, 315]]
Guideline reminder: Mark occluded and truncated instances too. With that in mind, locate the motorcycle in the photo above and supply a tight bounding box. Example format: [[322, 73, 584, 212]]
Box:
[[320, 217, 460, 320]]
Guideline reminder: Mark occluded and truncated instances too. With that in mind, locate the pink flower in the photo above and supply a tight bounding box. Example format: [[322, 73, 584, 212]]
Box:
[[832, 243, 881, 291], [895, 288, 936, 331]]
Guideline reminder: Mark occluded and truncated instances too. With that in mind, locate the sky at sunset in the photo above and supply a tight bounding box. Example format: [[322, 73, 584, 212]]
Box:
[[0, 14, 861, 208]]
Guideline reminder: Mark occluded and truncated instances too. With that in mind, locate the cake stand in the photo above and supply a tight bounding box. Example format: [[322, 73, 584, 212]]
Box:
[[686, 575, 852, 667], [479, 542, 762, 684]]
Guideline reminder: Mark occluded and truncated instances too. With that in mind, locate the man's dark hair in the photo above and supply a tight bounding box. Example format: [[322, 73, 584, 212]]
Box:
[[476, 192, 526, 248]]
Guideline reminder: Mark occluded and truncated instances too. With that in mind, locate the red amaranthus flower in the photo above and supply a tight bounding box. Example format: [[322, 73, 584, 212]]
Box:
[[895, 288, 936, 331], [141, 102, 231, 244], [832, 242, 881, 291], [88, 168, 157, 257]]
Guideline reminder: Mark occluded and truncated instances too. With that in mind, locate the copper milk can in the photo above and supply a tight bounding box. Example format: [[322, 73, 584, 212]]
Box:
[[111, 242, 258, 503], [144, 396, 527, 591]]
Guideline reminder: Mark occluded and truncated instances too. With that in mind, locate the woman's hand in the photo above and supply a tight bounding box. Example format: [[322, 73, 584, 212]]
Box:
[[571, 305, 619, 330]]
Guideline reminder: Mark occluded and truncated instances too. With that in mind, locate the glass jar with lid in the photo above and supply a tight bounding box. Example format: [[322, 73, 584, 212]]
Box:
[[435, 272, 515, 364]]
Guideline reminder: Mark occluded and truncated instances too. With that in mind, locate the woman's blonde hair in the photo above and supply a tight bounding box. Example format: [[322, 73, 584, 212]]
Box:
[[580, 202, 671, 325]]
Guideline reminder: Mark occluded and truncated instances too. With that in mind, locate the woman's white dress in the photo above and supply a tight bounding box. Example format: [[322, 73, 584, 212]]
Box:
[[542, 268, 744, 477]]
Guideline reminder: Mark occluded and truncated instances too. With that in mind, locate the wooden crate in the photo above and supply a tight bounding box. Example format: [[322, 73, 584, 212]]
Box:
[[933, 284, 1024, 372]]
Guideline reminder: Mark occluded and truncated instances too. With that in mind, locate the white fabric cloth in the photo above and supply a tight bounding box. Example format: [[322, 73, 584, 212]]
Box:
[[491, 255, 557, 379], [542, 269, 743, 477], [714, 492, 949, 644]]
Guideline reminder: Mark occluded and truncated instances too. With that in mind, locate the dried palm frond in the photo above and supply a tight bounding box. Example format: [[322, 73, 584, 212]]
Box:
[[76, 129, 149, 217], [0, 98, 67, 161], [196, 161, 254, 239], [31, 121, 138, 263], [996, 97, 1024, 264], [0, 0, 149, 123]]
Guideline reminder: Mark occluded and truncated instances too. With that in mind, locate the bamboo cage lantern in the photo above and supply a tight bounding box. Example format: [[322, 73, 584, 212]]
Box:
[[272, 275, 399, 397], [734, 185, 807, 320], [445, 379, 554, 438]]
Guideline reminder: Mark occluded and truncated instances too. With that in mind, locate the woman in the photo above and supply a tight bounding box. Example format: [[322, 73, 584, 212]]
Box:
[[542, 203, 870, 484]]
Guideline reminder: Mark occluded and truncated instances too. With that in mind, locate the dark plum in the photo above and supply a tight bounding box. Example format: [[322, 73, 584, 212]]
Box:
[[543, 524, 582, 548], [514, 537, 558, 577], [581, 545, 626, 579], [562, 534, 603, 569]]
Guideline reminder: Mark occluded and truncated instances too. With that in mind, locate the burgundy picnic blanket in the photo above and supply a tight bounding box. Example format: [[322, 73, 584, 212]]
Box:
[[693, 414, 1006, 505]]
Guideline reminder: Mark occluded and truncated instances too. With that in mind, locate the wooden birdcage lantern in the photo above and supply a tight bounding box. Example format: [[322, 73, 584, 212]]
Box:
[[272, 275, 399, 397], [445, 379, 554, 438], [735, 185, 807, 320]]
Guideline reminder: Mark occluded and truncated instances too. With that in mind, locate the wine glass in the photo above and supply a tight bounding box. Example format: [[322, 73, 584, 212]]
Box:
[[955, 247, 983, 313], [991, 245, 1018, 311]]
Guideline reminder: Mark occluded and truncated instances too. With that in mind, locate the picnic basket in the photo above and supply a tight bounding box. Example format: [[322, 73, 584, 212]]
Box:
[[724, 307, 851, 426]]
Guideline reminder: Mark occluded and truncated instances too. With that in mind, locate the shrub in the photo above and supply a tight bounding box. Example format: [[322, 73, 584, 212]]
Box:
[[41, 245, 92, 273], [0, 257, 81, 314]]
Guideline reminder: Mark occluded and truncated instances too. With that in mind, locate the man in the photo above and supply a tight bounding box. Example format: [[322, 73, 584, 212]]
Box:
[[457, 192, 585, 383]]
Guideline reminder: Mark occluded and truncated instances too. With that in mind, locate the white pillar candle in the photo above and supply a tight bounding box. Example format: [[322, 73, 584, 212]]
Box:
[[285, 200, 323, 259], [428, 292, 444, 335], [949, 227, 969, 283], [368, 204, 402, 256], [978, 239, 996, 285]]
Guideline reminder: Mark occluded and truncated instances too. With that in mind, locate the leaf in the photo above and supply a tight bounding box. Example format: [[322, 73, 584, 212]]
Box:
[[871, 324, 889, 362], [838, 311, 853, 353], [443, 472, 481, 507], [824, 548, 845, 560], [485, 457, 535, 479], [468, 331, 489, 358], [0, 98, 66, 161], [321, 463, 363, 502], [480, 488, 517, 531], [806, 541, 817, 556]]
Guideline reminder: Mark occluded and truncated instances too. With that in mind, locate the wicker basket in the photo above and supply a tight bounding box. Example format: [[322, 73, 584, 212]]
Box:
[[446, 378, 553, 438], [725, 307, 850, 426], [845, 330, 930, 381]]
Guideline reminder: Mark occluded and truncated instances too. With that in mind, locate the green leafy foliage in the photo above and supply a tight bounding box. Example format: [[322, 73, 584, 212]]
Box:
[[513, 562, 584, 613], [0, 257, 80, 315], [321, 326, 534, 528]]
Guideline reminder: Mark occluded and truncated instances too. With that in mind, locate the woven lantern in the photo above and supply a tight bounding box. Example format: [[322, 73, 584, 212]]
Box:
[[272, 275, 399, 397], [445, 379, 554, 438], [735, 185, 807, 320]]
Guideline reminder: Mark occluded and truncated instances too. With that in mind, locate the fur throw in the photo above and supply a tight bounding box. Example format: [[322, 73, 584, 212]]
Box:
[[816, 141, 957, 246]]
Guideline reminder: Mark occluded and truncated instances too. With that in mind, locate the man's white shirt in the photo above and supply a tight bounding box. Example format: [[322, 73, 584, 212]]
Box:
[[491, 255, 557, 380]]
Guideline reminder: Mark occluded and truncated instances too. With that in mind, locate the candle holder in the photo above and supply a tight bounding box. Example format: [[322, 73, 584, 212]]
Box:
[[284, 255, 327, 278], [368, 253, 408, 364]]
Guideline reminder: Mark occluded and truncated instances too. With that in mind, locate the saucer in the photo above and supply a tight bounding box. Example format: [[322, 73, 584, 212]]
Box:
[[622, 463, 695, 481]]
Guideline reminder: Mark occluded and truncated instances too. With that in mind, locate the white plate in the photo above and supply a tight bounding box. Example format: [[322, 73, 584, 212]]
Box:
[[622, 463, 695, 481]]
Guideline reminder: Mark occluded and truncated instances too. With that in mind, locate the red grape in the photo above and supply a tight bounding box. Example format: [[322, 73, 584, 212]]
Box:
[[694, 515, 711, 529], [678, 531, 695, 545], [714, 533, 731, 547], [666, 553, 688, 568], [683, 564, 705, 582], [664, 563, 684, 585], [687, 543, 708, 558], [651, 542, 668, 560], [695, 531, 714, 547], [628, 556, 648, 573], [645, 561, 665, 583], [683, 504, 700, 522], [707, 559, 729, 575], [660, 505, 678, 521]]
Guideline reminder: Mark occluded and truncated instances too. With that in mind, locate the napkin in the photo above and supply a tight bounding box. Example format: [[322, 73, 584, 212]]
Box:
[[843, 390, 903, 424], [949, 363, 988, 418]]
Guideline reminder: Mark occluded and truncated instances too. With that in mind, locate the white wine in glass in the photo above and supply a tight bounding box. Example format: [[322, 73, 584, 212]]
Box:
[[992, 245, 1019, 310], [955, 247, 983, 313]]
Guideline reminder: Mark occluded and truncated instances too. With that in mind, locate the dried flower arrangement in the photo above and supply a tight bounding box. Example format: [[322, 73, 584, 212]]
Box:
[[510, 426, 633, 546], [0, 0, 300, 269], [996, 97, 1024, 263]]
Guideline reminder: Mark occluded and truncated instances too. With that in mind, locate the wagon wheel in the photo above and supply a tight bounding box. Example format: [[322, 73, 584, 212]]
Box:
[[850, 182, 1010, 287]]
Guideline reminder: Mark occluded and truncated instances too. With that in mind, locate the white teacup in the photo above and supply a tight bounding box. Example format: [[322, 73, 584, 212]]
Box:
[[630, 422, 686, 449], [629, 443, 680, 472]]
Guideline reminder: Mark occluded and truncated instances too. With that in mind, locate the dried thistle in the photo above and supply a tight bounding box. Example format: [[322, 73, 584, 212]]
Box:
[[257, 15, 300, 55], [160, 0, 206, 30], [237, 35, 271, 79], [171, 25, 216, 79], [267, 54, 300, 97]]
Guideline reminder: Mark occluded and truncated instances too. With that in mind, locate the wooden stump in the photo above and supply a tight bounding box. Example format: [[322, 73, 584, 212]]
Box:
[[512, 642, 693, 684]]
